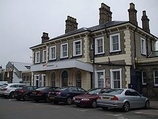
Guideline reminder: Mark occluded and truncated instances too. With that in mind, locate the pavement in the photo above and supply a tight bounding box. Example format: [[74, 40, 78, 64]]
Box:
[[150, 101, 158, 109]]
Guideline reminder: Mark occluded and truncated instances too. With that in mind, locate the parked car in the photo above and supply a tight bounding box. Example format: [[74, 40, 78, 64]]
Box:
[[0, 81, 8, 88], [73, 88, 110, 108], [97, 88, 150, 112], [30, 86, 58, 102], [0, 84, 8, 97], [1, 83, 25, 98], [47, 86, 86, 105], [14, 86, 37, 101]]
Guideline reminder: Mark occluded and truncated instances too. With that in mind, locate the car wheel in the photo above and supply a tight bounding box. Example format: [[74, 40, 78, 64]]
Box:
[[102, 107, 108, 110], [92, 101, 97, 108], [16, 98, 21, 101], [122, 102, 130, 112], [23, 94, 29, 101], [54, 101, 58, 104], [9, 92, 15, 99], [45, 97, 50, 103], [145, 100, 150, 109], [66, 97, 72, 105], [34, 99, 39, 102]]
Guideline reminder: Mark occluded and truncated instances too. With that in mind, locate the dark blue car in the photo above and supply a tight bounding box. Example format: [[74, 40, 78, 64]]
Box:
[[47, 86, 86, 105]]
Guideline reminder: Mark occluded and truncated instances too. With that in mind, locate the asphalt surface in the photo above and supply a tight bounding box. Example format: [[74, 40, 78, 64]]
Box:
[[0, 98, 158, 119]]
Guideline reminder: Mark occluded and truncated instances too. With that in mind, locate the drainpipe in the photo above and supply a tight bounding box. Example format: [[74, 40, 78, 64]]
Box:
[[133, 26, 137, 69]]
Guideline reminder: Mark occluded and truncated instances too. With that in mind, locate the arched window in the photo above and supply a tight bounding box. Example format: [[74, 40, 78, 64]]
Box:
[[62, 71, 68, 86], [76, 71, 81, 87]]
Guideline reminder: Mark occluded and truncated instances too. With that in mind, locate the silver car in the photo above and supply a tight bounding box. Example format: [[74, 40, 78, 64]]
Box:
[[97, 88, 150, 112]]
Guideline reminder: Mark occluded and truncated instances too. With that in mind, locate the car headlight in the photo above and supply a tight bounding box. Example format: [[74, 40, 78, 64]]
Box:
[[81, 98, 90, 101]]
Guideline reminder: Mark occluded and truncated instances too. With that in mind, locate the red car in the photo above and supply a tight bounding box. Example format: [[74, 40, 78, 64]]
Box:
[[73, 88, 110, 108]]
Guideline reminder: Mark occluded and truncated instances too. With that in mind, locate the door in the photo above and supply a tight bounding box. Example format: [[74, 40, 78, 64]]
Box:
[[34, 75, 40, 88]]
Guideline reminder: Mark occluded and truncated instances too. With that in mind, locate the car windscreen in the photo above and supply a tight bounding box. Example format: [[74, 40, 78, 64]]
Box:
[[88, 88, 101, 94], [36, 87, 50, 91], [104, 89, 123, 95]]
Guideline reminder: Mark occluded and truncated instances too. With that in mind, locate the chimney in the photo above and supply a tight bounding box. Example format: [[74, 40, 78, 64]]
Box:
[[65, 16, 78, 33], [99, 3, 112, 25], [41, 32, 49, 43], [141, 11, 150, 33], [128, 3, 138, 26]]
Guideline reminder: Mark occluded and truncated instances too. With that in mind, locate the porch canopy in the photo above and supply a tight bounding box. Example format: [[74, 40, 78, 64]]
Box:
[[31, 59, 93, 72]]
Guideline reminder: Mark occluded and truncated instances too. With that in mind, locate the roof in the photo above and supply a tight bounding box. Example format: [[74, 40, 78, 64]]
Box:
[[9, 61, 31, 71], [51, 21, 127, 40], [148, 51, 158, 58], [30, 21, 128, 49]]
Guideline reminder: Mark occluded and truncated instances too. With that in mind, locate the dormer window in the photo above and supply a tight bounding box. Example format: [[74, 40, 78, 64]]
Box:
[[35, 51, 40, 63], [95, 37, 104, 55], [61, 43, 68, 58], [73, 40, 82, 56], [110, 33, 121, 52]]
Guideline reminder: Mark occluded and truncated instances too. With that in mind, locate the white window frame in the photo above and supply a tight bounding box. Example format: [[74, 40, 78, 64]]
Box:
[[73, 39, 82, 56], [140, 38, 146, 55], [110, 68, 122, 88], [95, 70, 105, 88], [60, 43, 68, 58], [154, 70, 158, 86], [41, 74, 46, 87], [110, 33, 121, 52], [49, 46, 56, 60], [42, 50, 46, 62], [95, 37, 104, 55], [142, 71, 147, 85], [35, 51, 40, 63]]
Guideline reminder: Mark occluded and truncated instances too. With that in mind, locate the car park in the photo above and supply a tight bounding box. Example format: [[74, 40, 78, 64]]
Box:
[[73, 88, 110, 108], [14, 86, 37, 101], [1, 83, 25, 98], [30, 86, 58, 102], [47, 86, 86, 105], [97, 88, 150, 112]]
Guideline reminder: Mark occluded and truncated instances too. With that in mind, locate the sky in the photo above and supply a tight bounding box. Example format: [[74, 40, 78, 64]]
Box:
[[0, 0, 158, 68]]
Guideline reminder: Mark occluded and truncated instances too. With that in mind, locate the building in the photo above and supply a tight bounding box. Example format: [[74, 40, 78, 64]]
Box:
[[30, 3, 158, 98], [5, 61, 32, 85]]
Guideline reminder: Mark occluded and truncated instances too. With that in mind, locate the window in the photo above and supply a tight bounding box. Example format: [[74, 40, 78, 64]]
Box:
[[110, 68, 122, 88], [61, 43, 68, 58], [95, 70, 105, 88], [141, 38, 146, 55], [42, 50, 46, 62], [73, 40, 82, 56], [142, 71, 147, 85], [154, 70, 158, 86], [110, 33, 121, 52], [95, 37, 104, 54], [49, 46, 56, 60], [35, 51, 40, 63]]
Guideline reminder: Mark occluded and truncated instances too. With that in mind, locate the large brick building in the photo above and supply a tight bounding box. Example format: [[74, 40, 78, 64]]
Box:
[[30, 3, 158, 98]]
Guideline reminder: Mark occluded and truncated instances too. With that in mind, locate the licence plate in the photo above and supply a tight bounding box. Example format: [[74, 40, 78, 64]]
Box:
[[50, 97, 54, 99], [74, 100, 80, 103], [103, 97, 109, 100], [32, 92, 36, 94]]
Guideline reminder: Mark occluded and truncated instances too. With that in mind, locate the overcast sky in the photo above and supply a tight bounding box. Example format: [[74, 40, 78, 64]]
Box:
[[0, 0, 158, 68]]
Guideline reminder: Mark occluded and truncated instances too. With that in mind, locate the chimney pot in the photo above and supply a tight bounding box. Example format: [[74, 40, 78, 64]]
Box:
[[99, 3, 112, 25], [141, 10, 150, 33], [41, 32, 49, 43], [65, 16, 78, 33], [128, 3, 138, 26]]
